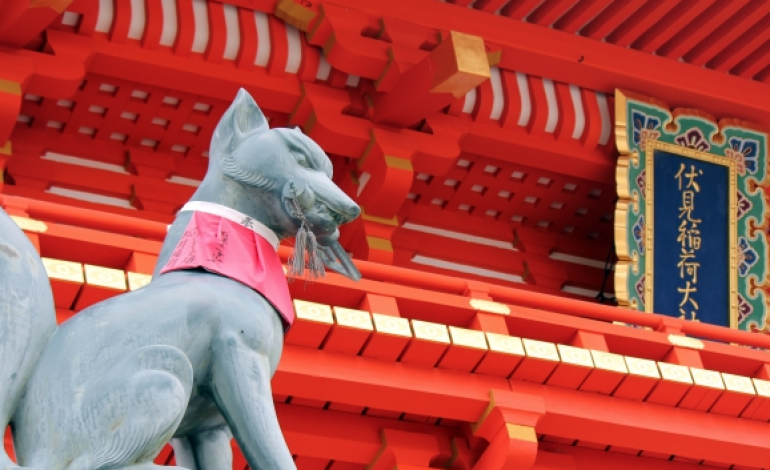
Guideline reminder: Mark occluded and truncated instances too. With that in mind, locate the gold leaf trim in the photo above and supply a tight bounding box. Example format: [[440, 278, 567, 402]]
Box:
[[690, 368, 724, 389], [293, 300, 333, 324], [10, 215, 47, 233], [505, 424, 537, 442], [333, 307, 374, 331], [127, 272, 152, 291], [469, 298, 510, 315], [722, 373, 755, 395], [448, 326, 487, 350], [372, 313, 412, 337], [658, 362, 693, 384], [624, 356, 660, 378], [557, 344, 593, 367], [42, 257, 84, 283], [412, 319, 450, 343], [667, 334, 704, 349], [486, 332, 524, 355], [522, 339, 559, 361], [84, 265, 127, 290]]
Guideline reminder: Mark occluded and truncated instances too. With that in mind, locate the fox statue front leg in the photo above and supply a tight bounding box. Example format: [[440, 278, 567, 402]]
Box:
[[208, 307, 293, 470]]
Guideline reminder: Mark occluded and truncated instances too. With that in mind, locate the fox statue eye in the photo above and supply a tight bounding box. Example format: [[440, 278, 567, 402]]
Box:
[[293, 151, 310, 168]]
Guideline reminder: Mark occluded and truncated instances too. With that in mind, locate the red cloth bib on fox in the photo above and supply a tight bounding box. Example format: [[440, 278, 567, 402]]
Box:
[[159, 203, 294, 331]]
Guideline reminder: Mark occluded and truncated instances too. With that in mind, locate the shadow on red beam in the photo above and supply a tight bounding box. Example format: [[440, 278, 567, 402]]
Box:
[[537, 443, 704, 470], [518, 380, 770, 469], [459, 121, 615, 183], [40, 222, 162, 268], [275, 347, 770, 469], [276, 403, 457, 464]]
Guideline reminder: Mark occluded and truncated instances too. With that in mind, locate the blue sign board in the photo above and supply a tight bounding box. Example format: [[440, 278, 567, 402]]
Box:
[[645, 142, 737, 328]]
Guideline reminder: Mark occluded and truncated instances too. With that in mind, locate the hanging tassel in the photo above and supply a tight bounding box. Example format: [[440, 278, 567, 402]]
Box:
[[306, 229, 325, 279], [288, 221, 307, 279], [286, 182, 326, 281]]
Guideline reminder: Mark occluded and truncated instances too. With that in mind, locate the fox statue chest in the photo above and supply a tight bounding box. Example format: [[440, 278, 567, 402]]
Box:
[[159, 204, 295, 330]]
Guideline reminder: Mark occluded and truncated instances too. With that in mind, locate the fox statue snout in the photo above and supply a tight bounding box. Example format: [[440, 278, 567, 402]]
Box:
[[280, 178, 360, 244]]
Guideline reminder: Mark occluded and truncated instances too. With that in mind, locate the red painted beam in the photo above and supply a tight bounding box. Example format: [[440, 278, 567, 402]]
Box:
[[393, 228, 610, 293], [273, 345, 506, 422], [458, 119, 615, 183], [0, 0, 73, 48], [518, 381, 770, 468], [276, 403, 457, 464], [0, 194, 168, 239], [0, 0, 29, 34], [539, 443, 705, 470], [273, 346, 770, 468], [0, 48, 84, 100], [39, 221, 162, 269], [46, 30, 301, 113], [326, 0, 770, 127]]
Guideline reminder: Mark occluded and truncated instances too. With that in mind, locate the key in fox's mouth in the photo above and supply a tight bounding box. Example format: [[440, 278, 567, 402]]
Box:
[[283, 197, 340, 236]]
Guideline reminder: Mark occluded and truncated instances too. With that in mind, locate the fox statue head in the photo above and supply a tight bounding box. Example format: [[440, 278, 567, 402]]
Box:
[[194, 88, 361, 280]]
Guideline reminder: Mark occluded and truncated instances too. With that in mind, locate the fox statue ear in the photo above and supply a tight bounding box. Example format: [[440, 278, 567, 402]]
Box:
[[211, 88, 269, 156]]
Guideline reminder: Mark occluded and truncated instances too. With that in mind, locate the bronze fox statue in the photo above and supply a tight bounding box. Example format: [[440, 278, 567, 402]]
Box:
[[0, 89, 361, 470]]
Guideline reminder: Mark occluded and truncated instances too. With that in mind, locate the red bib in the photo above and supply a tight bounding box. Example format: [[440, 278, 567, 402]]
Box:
[[159, 211, 294, 331]]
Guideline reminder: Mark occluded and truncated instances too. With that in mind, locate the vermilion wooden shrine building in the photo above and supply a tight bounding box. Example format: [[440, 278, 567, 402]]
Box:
[[3, 0, 770, 468]]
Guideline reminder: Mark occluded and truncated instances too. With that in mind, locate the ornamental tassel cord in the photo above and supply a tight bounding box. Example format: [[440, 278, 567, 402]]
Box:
[[287, 184, 325, 281]]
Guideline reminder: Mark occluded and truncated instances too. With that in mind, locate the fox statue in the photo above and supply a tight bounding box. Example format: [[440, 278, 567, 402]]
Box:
[[0, 89, 361, 470]]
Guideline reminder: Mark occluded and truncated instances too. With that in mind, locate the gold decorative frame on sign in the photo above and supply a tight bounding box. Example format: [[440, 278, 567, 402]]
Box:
[[644, 140, 738, 327], [613, 88, 648, 309]]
